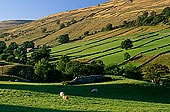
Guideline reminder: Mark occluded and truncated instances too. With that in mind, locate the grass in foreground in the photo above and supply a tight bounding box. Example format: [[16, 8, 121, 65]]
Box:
[[0, 76, 170, 112]]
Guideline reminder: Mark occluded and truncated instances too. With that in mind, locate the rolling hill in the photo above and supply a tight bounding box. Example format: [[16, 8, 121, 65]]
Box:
[[0, 0, 170, 46], [0, 20, 34, 29]]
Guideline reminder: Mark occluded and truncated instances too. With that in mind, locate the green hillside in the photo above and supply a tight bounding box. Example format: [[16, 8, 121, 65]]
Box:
[[49, 25, 170, 68], [0, 76, 170, 112], [0, 0, 170, 46]]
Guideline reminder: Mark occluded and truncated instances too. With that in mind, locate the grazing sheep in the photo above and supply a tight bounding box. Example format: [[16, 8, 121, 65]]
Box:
[[60, 92, 65, 96], [15, 79, 18, 82], [91, 89, 98, 93], [62, 96, 69, 100]]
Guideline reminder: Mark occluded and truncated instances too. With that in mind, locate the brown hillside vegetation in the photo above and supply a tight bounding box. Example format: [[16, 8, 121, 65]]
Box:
[[0, 20, 34, 29], [0, 0, 170, 46]]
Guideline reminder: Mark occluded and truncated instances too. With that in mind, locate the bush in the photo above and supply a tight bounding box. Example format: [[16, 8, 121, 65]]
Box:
[[58, 34, 69, 44], [122, 64, 142, 80]]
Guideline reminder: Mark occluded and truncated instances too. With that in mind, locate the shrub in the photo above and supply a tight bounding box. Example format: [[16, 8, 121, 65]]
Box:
[[58, 34, 69, 44]]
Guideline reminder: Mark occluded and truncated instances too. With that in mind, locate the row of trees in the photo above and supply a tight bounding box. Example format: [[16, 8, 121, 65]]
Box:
[[123, 7, 170, 27]]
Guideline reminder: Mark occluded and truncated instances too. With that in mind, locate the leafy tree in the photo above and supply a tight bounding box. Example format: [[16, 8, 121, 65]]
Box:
[[101, 27, 106, 32], [162, 7, 170, 17], [89, 60, 105, 75], [30, 46, 51, 64], [66, 22, 71, 26], [56, 19, 60, 24], [65, 61, 87, 80], [22, 41, 34, 48], [33, 58, 50, 82], [8, 42, 18, 50], [122, 64, 142, 79], [124, 52, 131, 60], [104, 64, 120, 75], [84, 31, 89, 36], [59, 55, 70, 63], [143, 64, 169, 83], [58, 34, 69, 44], [106, 23, 113, 31], [14, 47, 27, 63], [120, 39, 133, 50], [59, 23, 65, 29], [150, 11, 156, 17], [0, 41, 6, 54]]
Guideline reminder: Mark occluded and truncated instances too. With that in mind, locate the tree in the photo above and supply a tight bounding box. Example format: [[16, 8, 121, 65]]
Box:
[[66, 22, 71, 26], [14, 47, 27, 63], [59, 23, 65, 29], [58, 34, 69, 44], [120, 39, 133, 50], [84, 31, 89, 36], [89, 60, 105, 75], [101, 27, 106, 32], [143, 64, 169, 83], [56, 19, 60, 24], [8, 42, 18, 50], [124, 52, 131, 60], [0, 41, 6, 54], [22, 41, 34, 48], [104, 64, 120, 75], [106, 23, 113, 31], [162, 7, 170, 17], [30, 46, 51, 64], [122, 64, 142, 79]]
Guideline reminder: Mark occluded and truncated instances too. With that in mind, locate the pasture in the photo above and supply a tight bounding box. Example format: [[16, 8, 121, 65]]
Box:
[[0, 76, 170, 112]]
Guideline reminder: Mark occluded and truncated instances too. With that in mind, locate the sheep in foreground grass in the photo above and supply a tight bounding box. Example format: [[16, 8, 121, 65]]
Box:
[[60, 92, 65, 96], [62, 96, 69, 100], [91, 89, 98, 93]]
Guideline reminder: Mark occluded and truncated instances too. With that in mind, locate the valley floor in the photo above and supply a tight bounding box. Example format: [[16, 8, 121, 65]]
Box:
[[0, 76, 170, 112]]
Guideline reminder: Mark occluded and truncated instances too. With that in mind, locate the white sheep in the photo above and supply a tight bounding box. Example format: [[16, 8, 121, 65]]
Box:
[[15, 79, 18, 82], [60, 92, 65, 96], [91, 88, 98, 93]]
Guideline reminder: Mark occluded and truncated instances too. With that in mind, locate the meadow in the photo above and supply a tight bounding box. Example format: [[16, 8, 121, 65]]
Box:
[[0, 76, 170, 112], [50, 27, 170, 67]]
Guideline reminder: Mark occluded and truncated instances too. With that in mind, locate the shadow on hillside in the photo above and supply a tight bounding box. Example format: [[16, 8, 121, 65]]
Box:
[[0, 82, 170, 104], [0, 104, 101, 112], [0, 62, 11, 66]]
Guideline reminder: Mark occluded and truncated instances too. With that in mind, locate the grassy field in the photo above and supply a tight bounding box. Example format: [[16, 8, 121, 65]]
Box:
[[0, 76, 170, 112], [49, 28, 170, 66]]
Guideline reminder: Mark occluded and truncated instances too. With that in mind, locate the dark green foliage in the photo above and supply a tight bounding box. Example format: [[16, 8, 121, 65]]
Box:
[[120, 39, 133, 50], [30, 46, 51, 64], [33, 58, 61, 83], [143, 64, 170, 83], [0, 53, 8, 60], [22, 41, 34, 48], [106, 23, 113, 31], [124, 52, 131, 60], [66, 22, 71, 26], [0, 41, 7, 54], [122, 65, 142, 79], [8, 42, 18, 50], [42, 27, 47, 33], [59, 23, 65, 29], [89, 60, 105, 75], [162, 7, 170, 17], [101, 27, 106, 32], [84, 31, 89, 36], [104, 64, 120, 75], [58, 34, 69, 44], [6, 55, 16, 62], [14, 47, 27, 64], [0, 33, 10, 38], [150, 11, 156, 17], [65, 61, 88, 79], [59, 55, 70, 63], [56, 19, 60, 24]]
